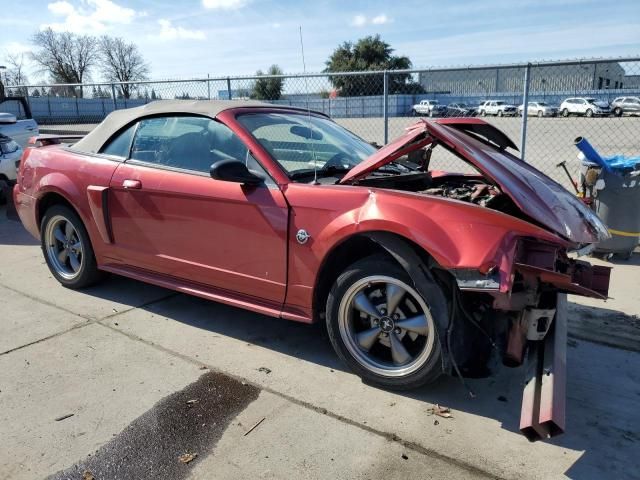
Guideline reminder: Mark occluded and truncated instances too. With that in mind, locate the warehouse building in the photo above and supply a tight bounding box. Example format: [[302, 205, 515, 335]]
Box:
[[418, 61, 626, 95]]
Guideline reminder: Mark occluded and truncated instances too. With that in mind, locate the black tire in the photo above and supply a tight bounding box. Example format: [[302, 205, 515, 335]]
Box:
[[562, 108, 569, 117], [586, 108, 593, 118], [614, 107, 623, 117], [40, 204, 105, 289], [480, 110, 486, 117], [325, 256, 444, 390], [537, 110, 543, 118], [497, 110, 504, 117]]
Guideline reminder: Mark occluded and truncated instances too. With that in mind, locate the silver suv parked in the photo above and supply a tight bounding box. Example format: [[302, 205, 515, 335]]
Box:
[[610, 97, 640, 117]]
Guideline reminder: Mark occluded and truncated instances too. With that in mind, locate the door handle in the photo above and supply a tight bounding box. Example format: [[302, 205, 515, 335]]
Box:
[[122, 179, 142, 189]]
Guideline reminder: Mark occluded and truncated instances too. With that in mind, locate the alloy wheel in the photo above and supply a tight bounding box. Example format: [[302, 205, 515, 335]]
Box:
[[337, 275, 436, 377], [44, 215, 84, 280]]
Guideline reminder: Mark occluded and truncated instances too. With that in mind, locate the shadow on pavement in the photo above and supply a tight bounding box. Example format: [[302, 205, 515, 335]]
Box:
[[86, 285, 639, 480], [0, 206, 39, 246], [3, 211, 637, 479]]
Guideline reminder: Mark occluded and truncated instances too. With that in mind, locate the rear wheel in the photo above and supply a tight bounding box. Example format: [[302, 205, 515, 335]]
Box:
[[326, 257, 443, 390], [41, 204, 104, 289]]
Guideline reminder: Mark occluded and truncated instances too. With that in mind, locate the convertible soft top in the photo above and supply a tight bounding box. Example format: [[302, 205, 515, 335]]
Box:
[[71, 99, 312, 154]]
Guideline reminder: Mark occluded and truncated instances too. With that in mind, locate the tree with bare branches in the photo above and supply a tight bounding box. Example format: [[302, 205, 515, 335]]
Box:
[[4, 53, 30, 87], [98, 36, 150, 99], [30, 28, 98, 97]]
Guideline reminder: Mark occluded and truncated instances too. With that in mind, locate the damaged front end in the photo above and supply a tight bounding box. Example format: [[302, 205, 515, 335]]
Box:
[[452, 237, 611, 441], [344, 118, 612, 441]]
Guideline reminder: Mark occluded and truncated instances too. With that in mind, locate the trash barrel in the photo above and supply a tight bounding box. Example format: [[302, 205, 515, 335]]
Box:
[[574, 137, 640, 258], [592, 169, 640, 258]]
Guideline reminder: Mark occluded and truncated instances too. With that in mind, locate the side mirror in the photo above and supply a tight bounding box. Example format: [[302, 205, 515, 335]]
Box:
[[210, 159, 264, 186], [0, 113, 17, 125]]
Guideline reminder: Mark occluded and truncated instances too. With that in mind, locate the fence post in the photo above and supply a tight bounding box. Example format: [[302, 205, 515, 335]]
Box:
[[111, 83, 117, 111], [226, 77, 232, 100], [207, 73, 211, 100], [383, 70, 389, 144], [519, 63, 531, 162]]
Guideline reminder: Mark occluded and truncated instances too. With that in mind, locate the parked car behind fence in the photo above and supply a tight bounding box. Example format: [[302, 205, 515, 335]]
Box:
[[610, 97, 640, 117], [478, 100, 518, 117], [517, 102, 558, 117], [560, 97, 610, 117]]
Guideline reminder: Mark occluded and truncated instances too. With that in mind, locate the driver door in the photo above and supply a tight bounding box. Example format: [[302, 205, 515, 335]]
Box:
[[106, 115, 289, 304]]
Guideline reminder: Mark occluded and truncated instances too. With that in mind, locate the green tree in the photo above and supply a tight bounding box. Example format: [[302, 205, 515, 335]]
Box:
[[324, 35, 423, 96], [251, 64, 284, 100]]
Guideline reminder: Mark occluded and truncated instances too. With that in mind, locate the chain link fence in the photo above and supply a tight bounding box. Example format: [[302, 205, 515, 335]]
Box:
[[2, 57, 639, 186]]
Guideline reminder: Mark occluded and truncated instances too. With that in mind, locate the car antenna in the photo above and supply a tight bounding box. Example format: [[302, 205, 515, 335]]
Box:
[[299, 25, 319, 185]]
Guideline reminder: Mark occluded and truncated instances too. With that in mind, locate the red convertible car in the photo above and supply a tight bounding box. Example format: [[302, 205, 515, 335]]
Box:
[[14, 100, 610, 440]]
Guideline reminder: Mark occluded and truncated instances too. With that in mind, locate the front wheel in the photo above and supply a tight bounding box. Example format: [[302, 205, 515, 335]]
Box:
[[562, 108, 569, 117], [614, 107, 623, 117], [326, 257, 443, 390], [586, 108, 594, 118], [537, 110, 544, 118], [41, 204, 105, 289], [480, 110, 486, 117], [497, 110, 504, 117]]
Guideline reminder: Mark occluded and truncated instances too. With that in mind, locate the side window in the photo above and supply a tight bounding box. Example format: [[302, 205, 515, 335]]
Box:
[[129, 116, 251, 174], [100, 123, 137, 158]]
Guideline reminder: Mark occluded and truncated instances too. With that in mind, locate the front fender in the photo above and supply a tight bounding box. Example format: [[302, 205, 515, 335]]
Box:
[[284, 184, 567, 312]]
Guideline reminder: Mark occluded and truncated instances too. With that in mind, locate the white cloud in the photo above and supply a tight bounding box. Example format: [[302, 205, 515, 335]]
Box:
[[371, 14, 390, 25], [351, 14, 391, 27], [43, 0, 137, 33], [351, 14, 367, 27], [157, 19, 206, 41], [202, 0, 249, 9], [0, 41, 33, 55]]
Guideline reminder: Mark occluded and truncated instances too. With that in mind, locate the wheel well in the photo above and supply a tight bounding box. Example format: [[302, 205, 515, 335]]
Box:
[[37, 192, 75, 228], [312, 232, 434, 322]]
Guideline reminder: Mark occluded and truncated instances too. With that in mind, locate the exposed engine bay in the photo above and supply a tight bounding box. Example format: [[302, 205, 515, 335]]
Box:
[[358, 171, 526, 221]]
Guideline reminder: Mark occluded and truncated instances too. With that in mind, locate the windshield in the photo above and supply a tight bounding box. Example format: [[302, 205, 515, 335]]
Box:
[[586, 98, 598, 104], [495, 101, 505, 105], [236, 112, 377, 177]]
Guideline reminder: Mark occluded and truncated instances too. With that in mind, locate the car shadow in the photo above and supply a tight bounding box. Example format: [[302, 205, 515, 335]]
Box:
[[79, 280, 639, 480], [0, 208, 39, 246]]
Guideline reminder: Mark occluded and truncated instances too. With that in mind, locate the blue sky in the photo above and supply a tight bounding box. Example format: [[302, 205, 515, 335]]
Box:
[[1, 0, 639, 82]]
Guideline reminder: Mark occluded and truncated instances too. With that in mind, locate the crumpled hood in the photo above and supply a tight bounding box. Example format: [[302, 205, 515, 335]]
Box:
[[592, 101, 609, 109], [339, 118, 610, 244]]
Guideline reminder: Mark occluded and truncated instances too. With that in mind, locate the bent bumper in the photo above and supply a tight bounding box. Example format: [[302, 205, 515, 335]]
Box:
[[520, 293, 567, 441]]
